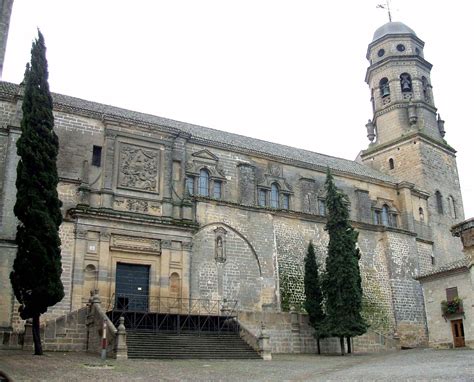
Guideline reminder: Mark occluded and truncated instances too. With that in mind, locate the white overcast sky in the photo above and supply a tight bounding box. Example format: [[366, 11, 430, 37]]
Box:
[[3, 0, 473, 217]]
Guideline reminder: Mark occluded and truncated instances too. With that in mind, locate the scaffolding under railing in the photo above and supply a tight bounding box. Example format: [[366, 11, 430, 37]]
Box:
[[107, 294, 240, 334]]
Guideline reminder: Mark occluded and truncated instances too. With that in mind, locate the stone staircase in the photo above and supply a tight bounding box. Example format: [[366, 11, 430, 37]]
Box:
[[126, 331, 262, 359]]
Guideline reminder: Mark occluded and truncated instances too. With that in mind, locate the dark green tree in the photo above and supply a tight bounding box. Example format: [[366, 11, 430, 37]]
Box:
[[10, 31, 64, 355], [321, 169, 367, 355], [303, 241, 325, 354]]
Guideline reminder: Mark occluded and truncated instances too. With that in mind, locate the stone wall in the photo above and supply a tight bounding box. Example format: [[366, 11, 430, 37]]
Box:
[[238, 311, 399, 354]]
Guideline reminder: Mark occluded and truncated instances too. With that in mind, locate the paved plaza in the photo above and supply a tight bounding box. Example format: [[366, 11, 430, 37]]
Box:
[[0, 348, 473, 381]]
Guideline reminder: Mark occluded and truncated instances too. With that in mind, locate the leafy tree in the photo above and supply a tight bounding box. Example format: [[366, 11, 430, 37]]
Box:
[[303, 241, 325, 354], [321, 169, 367, 355], [10, 30, 64, 355]]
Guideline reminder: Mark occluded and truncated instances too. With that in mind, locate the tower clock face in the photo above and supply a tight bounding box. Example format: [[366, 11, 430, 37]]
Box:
[[397, 44, 406, 52]]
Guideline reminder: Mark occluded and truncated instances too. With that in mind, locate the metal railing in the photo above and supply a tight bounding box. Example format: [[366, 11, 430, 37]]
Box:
[[107, 294, 240, 334]]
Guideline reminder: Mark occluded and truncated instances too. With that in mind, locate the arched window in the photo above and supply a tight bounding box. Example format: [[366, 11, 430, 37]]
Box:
[[400, 73, 412, 92], [198, 169, 209, 196], [448, 195, 457, 219], [381, 204, 390, 226], [419, 207, 424, 223], [435, 191, 443, 214], [270, 183, 279, 208], [380, 78, 390, 97], [389, 158, 394, 170]]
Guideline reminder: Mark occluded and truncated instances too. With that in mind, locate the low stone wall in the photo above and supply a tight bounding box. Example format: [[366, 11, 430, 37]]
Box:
[[238, 310, 400, 354], [42, 307, 88, 351], [0, 330, 23, 349], [4, 293, 123, 358]]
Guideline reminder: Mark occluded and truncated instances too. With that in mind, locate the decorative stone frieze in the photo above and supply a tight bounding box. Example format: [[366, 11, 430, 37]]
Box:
[[110, 234, 161, 255]]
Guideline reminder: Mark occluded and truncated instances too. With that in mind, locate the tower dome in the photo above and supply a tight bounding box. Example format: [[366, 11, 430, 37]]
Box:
[[372, 21, 416, 42]]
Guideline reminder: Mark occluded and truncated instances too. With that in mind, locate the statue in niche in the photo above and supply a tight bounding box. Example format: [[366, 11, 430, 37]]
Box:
[[215, 236, 225, 263]]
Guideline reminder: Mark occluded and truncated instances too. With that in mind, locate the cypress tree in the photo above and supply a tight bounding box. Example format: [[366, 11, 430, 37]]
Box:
[[10, 31, 64, 355], [322, 169, 367, 355], [303, 241, 325, 354]]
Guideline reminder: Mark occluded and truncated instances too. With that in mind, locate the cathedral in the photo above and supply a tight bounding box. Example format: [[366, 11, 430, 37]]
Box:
[[0, 14, 470, 352]]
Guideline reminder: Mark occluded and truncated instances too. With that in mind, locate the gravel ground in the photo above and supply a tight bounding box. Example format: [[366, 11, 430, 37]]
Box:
[[0, 348, 473, 381]]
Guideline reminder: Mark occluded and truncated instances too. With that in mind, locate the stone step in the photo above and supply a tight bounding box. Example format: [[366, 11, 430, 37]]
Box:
[[126, 331, 260, 360]]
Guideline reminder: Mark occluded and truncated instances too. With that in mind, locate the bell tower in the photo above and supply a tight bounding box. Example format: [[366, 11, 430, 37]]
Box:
[[360, 21, 465, 265]]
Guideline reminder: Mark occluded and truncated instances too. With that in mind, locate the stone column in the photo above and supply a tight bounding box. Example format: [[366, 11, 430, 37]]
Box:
[[397, 182, 415, 232]]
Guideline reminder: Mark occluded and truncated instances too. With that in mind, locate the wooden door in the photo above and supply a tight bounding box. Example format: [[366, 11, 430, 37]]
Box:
[[451, 319, 465, 348]]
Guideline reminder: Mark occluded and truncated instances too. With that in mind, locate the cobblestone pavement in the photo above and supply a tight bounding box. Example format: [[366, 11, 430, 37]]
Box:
[[0, 348, 473, 381]]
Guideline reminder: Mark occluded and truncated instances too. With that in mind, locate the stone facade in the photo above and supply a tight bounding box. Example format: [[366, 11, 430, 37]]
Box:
[[0, 21, 467, 350]]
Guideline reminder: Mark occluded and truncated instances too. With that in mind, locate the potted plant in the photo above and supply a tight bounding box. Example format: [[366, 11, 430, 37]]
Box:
[[441, 297, 463, 316]]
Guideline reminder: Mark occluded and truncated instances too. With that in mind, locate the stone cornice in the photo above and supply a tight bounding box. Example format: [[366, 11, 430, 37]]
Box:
[[68, 206, 199, 231], [361, 130, 456, 158]]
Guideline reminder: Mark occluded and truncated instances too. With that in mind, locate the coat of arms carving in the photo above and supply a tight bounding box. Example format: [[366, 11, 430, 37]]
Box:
[[118, 144, 159, 192]]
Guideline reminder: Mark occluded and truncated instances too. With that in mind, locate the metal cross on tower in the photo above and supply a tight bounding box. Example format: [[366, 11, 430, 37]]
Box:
[[377, 0, 392, 22]]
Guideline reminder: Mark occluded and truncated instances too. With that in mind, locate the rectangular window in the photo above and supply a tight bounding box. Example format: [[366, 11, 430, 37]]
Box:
[[446, 287, 458, 302], [258, 189, 266, 207], [92, 145, 102, 167], [185, 176, 194, 195], [213, 181, 222, 199], [282, 194, 289, 210]]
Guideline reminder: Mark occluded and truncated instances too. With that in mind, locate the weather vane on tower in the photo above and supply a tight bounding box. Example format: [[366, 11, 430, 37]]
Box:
[[377, 0, 392, 22]]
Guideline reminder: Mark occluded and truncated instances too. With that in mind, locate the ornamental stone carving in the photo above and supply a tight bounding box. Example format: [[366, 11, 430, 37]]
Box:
[[114, 197, 162, 216], [118, 144, 159, 192], [111, 234, 161, 254]]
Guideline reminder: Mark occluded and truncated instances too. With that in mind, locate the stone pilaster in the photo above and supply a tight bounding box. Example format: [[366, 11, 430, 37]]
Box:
[[160, 240, 172, 300], [71, 227, 87, 310], [102, 129, 117, 208]]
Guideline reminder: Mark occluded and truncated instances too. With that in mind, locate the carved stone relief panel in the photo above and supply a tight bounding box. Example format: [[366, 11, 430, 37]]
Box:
[[114, 197, 162, 216], [110, 234, 161, 255], [118, 143, 160, 193]]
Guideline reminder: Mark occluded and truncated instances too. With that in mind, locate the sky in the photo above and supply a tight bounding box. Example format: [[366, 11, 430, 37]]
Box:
[[2, 0, 473, 217]]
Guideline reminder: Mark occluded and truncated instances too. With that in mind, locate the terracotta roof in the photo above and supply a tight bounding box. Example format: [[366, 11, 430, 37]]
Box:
[[416, 257, 469, 280], [0, 81, 397, 183]]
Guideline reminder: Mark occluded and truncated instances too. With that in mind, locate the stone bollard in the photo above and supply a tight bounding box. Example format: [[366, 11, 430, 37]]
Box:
[[258, 323, 272, 361], [115, 316, 128, 360]]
